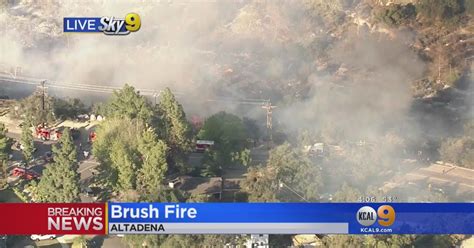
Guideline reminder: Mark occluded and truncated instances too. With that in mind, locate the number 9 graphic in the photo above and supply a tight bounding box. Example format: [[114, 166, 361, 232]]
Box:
[[377, 205, 395, 227], [125, 13, 141, 32]]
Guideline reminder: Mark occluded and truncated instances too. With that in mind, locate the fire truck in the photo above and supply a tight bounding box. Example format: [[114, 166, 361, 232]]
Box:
[[35, 126, 61, 141], [195, 140, 214, 152], [11, 167, 40, 180]]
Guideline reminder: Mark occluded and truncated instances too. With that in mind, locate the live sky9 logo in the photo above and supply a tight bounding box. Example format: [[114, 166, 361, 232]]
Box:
[[63, 13, 141, 35], [356, 205, 396, 227]]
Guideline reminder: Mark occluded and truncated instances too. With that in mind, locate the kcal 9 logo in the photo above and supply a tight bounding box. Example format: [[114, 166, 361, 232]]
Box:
[[125, 13, 141, 32], [356, 205, 396, 227]]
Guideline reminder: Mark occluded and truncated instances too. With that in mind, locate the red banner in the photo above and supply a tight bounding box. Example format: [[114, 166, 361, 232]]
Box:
[[0, 203, 106, 235]]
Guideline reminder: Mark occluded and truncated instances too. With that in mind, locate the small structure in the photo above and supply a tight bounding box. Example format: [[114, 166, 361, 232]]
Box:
[[169, 176, 222, 200], [246, 234, 269, 248], [303, 143, 325, 157], [195, 140, 214, 152]]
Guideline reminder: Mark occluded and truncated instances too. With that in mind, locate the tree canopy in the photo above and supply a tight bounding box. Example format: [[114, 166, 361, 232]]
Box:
[[52, 98, 88, 120], [35, 129, 80, 203], [242, 143, 322, 202], [93, 117, 169, 197], [106, 84, 154, 123], [198, 111, 248, 174], [93, 118, 143, 194], [0, 123, 12, 162], [156, 88, 193, 157], [0, 123, 13, 188], [20, 123, 35, 162], [136, 128, 168, 194], [11, 93, 54, 126]]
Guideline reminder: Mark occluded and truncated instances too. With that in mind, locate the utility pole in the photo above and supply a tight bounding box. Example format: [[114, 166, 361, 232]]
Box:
[[261, 100, 277, 143], [153, 91, 159, 106], [37, 80, 47, 127], [40, 80, 46, 111], [437, 54, 442, 84]]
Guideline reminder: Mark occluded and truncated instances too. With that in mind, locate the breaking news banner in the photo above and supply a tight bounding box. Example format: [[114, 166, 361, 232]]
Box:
[[0, 203, 472, 235]]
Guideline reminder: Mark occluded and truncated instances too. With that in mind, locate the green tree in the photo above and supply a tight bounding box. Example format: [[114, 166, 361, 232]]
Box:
[[439, 137, 474, 169], [136, 128, 168, 194], [365, 235, 416, 247], [322, 235, 367, 247], [53, 98, 88, 120], [232, 148, 252, 167], [20, 123, 35, 163], [0, 123, 12, 161], [242, 143, 322, 202], [107, 84, 153, 123], [110, 141, 138, 191], [416, 0, 465, 25], [242, 165, 279, 202], [413, 235, 459, 247], [198, 111, 248, 167], [375, 3, 417, 26], [200, 150, 222, 177], [157, 88, 193, 158], [92, 118, 144, 194], [0, 123, 13, 189], [11, 92, 55, 126], [332, 183, 362, 202], [122, 234, 165, 248], [36, 129, 80, 202], [53, 128, 79, 172]]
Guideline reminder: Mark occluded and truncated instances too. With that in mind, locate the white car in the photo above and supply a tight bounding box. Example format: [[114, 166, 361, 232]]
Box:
[[30, 234, 56, 241]]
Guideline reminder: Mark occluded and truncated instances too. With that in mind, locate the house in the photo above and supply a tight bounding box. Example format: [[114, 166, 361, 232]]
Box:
[[169, 176, 223, 200], [379, 161, 474, 200]]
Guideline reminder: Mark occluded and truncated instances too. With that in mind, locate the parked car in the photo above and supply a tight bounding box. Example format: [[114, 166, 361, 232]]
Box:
[[30, 234, 56, 241], [44, 151, 53, 162]]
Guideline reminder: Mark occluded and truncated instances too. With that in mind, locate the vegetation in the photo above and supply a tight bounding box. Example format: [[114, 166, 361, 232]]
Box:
[[0, 123, 12, 161], [242, 143, 322, 202], [52, 98, 88, 120], [93, 118, 144, 194], [198, 111, 248, 175], [136, 129, 168, 194], [10, 92, 54, 126], [375, 3, 417, 26], [416, 0, 466, 25], [123, 233, 243, 247], [35, 129, 80, 202], [439, 121, 474, 169], [72, 236, 91, 248], [20, 123, 34, 163], [93, 86, 183, 196], [332, 183, 362, 202], [0, 124, 13, 188], [106, 84, 154, 123], [156, 88, 193, 172], [2, 1, 472, 246]]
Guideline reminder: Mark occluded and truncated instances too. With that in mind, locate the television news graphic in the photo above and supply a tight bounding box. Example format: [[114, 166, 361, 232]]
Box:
[[63, 13, 140, 35], [0, 203, 106, 235], [0, 203, 472, 235], [106, 203, 474, 235]]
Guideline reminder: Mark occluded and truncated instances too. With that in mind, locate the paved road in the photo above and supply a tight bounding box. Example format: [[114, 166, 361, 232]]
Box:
[[5, 128, 100, 200]]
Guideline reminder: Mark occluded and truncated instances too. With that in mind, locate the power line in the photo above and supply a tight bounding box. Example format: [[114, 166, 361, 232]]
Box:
[[0, 74, 278, 133]]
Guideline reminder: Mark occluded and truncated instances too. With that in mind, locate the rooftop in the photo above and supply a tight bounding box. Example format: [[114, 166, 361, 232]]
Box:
[[172, 176, 222, 195]]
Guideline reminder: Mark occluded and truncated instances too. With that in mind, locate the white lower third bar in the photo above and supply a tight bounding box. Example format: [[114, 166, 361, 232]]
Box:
[[108, 223, 349, 234]]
